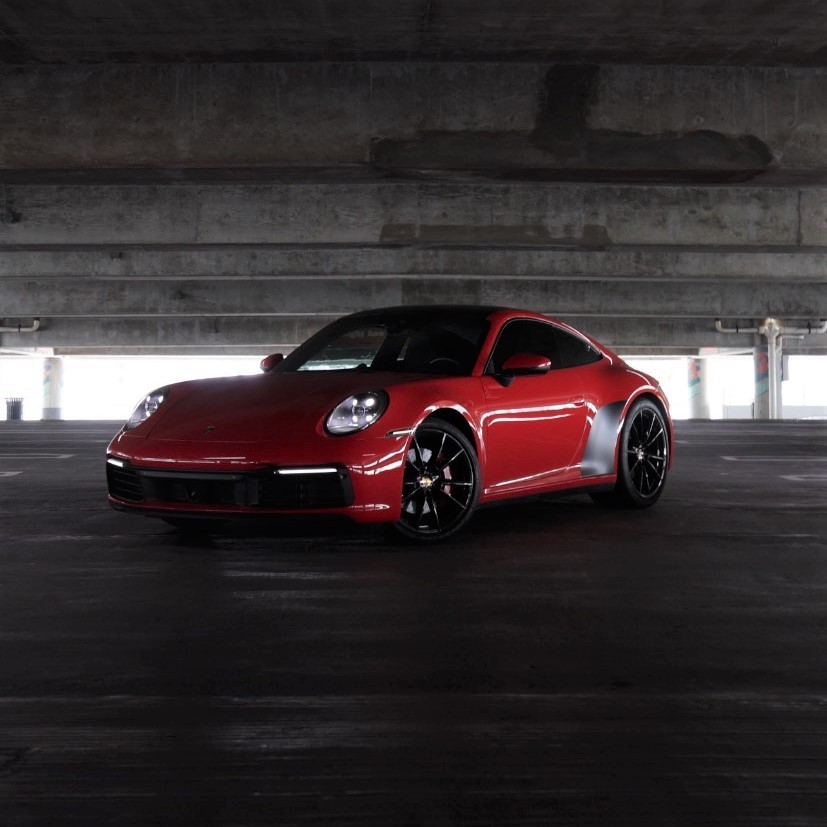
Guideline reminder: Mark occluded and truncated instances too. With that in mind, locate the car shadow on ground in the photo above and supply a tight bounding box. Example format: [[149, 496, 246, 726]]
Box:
[[159, 491, 646, 553]]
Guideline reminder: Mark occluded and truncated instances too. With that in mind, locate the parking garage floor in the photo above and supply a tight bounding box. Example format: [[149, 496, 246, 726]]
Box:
[[1, 420, 826, 826]]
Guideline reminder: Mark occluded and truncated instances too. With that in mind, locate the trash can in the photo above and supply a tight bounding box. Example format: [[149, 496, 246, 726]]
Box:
[[5, 398, 23, 420]]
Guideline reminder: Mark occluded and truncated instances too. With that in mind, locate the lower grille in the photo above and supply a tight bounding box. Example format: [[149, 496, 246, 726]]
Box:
[[106, 463, 144, 502], [260, 471, 353, 508], [141, 471, 248, 506], [107, 461, 353, 509]]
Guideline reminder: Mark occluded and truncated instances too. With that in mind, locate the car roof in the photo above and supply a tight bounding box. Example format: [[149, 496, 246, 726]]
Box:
[[345, 305, 505, 319], [343, 305, 577, 326], [342, 305, 576, 329]]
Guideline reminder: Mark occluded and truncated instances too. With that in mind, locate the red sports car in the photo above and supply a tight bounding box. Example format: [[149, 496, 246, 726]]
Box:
[[107, 306, 673, 541]]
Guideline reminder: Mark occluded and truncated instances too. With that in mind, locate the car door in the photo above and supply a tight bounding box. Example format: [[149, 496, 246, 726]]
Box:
[[479, 319, 598, 497]]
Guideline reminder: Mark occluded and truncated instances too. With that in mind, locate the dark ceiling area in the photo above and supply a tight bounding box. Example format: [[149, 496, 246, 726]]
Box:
[[1, 0, 827, 66]]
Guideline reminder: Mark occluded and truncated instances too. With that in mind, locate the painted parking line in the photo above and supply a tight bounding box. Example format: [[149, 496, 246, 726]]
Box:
[[721, 456, 827, 462], [0, 453, 75, 459], [0, 453, 76, 478], [780, 474, 827, 482]]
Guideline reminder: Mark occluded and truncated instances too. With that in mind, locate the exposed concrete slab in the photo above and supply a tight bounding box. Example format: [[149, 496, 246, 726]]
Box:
[[592, 66, 827, 170], [4, 64, 827, 173]]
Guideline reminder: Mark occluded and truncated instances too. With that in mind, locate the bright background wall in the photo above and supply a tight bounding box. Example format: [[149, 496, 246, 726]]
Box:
[[1, 354, 825, 421]]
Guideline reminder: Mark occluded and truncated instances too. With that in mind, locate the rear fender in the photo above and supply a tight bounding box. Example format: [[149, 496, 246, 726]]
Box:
[[581, 401, 624, 477], [581, 392, 673, 478]]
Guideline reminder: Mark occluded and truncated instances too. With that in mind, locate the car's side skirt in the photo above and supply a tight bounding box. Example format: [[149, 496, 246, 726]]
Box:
[[479, 470, 615, 504]]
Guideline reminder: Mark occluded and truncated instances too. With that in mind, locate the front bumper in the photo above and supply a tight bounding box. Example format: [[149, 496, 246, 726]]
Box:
[[107, 459, 354, 510], [106, 429, 409, 522]]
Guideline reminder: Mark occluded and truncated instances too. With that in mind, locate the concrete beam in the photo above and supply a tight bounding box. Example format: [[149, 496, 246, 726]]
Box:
[[0, 182, 807, 246], [3, 316, 825, 356], [4, 4, 827, 66], [2, 276, 823, 321], [1, 246, 827, 282], [3, 64, 827, 174]]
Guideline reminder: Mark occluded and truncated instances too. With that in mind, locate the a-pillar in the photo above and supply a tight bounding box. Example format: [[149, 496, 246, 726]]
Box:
[[753, 346, 770, 419], [42, 357, 64, 420], [687, 357, 711, 419]]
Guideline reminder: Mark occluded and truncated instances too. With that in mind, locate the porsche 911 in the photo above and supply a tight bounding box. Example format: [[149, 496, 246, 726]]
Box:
[[106, 306, 673, 540]]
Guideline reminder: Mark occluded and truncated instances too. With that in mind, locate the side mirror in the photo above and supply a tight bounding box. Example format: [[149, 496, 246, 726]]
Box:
[[260, 353, 284, 373], [499, 352, 551, 386]]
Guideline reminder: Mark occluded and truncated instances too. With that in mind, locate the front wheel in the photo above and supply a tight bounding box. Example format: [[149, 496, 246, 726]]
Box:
[[592, 398, 669, 508], [393, 419, 480, 541]]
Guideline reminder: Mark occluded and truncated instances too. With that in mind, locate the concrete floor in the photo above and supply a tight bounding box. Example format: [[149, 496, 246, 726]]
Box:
[[1, 420, 826, 826]]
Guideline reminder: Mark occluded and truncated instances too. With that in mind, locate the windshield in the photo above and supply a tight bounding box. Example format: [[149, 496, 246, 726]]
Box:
[[280, 310, 492, 376]]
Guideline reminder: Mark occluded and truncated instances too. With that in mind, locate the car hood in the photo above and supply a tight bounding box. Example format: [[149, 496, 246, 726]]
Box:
[[139, 370, 427, 443]]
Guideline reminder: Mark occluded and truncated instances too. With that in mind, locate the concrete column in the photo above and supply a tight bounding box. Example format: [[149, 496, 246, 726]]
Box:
[[687, 357, 711, 419], [42, 357, 64, 420], [753, 347, 770, 419], [762, 318, 783, 419]]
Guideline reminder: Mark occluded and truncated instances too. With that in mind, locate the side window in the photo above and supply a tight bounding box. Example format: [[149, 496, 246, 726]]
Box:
[[488, 320, 560, 374], [488, 319, 602, 374], [553, 328, 603, 369]]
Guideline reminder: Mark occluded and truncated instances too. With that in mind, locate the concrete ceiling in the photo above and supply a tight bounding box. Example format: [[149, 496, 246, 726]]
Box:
[[2, 3, 826, 362], [1, 1, 827, 66]]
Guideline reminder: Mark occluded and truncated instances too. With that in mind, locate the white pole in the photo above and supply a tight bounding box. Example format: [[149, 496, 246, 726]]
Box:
[[42, 357, 64, 420]]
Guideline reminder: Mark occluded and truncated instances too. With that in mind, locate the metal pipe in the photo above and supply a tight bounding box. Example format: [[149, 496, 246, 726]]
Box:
[[715, 319, 759, 334], [779, 320, 827, 335], [715, 318, 827, 335], [715, 317, 826, 421], [0, 318, 40, 333]]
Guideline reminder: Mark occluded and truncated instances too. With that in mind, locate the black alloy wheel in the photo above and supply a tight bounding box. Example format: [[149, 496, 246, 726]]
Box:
[[618, 398, 669, 506], [592, 398, 669, 508], [394, 418, 480, 541]]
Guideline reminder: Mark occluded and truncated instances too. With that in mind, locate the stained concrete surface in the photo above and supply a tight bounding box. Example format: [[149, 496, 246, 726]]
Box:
[[0, 420, 826, 825], [3, 2, 827, 66]]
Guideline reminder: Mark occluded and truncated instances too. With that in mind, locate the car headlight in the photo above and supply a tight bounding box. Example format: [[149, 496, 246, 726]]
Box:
[[126, 386, 170, 430], [326, 390, 388, 436]]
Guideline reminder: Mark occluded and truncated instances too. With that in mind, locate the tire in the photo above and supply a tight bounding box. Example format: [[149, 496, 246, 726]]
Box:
[[592, 398, 669, 509], [393, 418, 481, 541]]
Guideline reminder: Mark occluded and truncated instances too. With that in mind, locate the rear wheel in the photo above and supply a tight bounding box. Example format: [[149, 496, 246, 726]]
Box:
[[592, 398, 669, 508], [393, 419, 480, 541]]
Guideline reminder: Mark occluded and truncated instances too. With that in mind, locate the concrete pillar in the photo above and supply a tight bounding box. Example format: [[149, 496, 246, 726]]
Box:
[[42, 357, 64, 420], [762, 318, 783, 420], [687, 357, 711, 419], [753, 347, 770, 419]]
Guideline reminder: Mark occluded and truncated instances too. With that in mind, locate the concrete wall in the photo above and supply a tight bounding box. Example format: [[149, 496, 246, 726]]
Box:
[[1, 63, 825, 354], [3, 63, 827, 171]]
